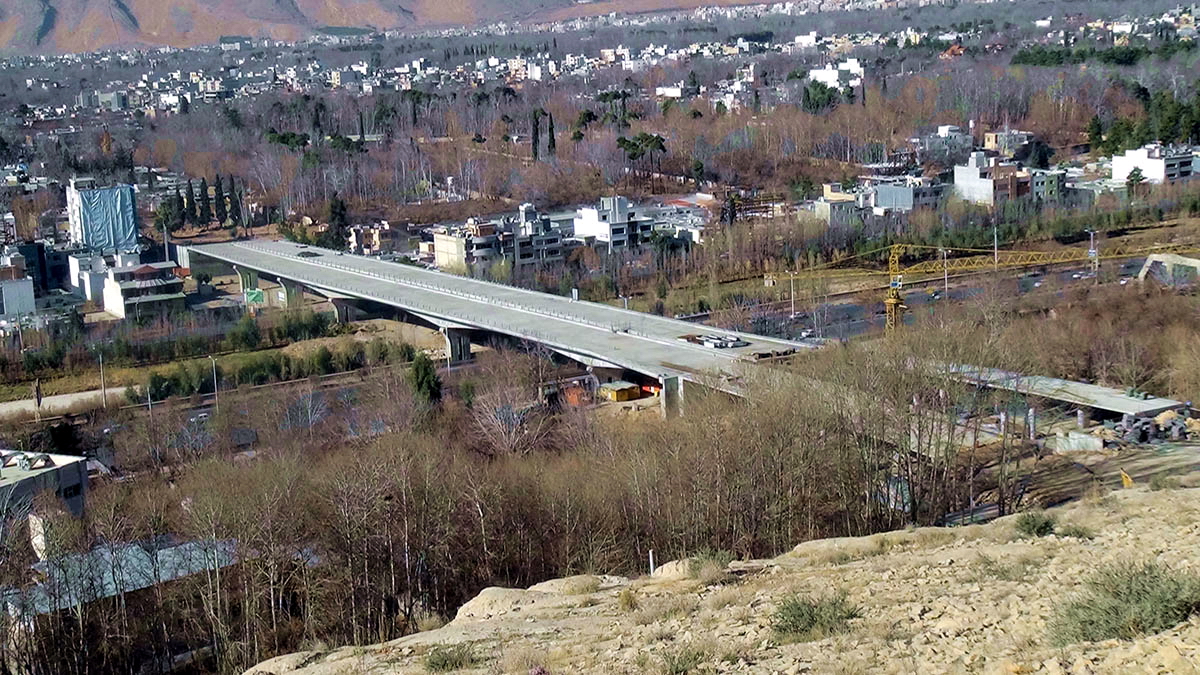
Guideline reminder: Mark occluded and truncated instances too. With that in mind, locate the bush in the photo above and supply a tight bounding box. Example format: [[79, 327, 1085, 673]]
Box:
[[689, 549, 734, 585], [409, 352, 442, 403], [1057, 524, 1095, 540], [1015, 510, 1056, 538], [661, 645, 706, 675], [772, 592, 861, 641], [1050, 562, 1200, 646], [424, 644, 478, 672], [617, 588, 639, 612], [1149, 475, 1179, 491]]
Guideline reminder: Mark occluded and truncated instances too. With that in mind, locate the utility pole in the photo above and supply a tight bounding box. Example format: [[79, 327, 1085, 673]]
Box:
[[789, 271, 796, 318], [98, 351, 107, 410], [209, 354, 219, 414], [941, 248, 949, 295], [1087, 229, 1099, 280], [993, 223, 999, 270]]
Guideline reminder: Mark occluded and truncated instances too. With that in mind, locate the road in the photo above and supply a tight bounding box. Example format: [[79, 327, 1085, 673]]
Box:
[[190, 240, 814, 389], [737, 259, 1147, 341]]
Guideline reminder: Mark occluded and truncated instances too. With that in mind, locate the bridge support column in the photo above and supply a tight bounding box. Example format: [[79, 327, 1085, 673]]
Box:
[[442, 327, 472, 364], [660, 374, 684, 419], [331, 298, 353, 324], [232, 266, 258, 295], [279, 279, 305, 309]]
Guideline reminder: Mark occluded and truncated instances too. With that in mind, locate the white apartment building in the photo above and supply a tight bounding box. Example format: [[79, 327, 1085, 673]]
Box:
[[572, 197, 654, 253], [808, 58, 863, 90], [1111, 144, 1199, 185]]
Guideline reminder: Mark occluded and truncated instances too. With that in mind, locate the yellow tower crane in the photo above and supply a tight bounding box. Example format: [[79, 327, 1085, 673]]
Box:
[[766, 242, 1200, 334]]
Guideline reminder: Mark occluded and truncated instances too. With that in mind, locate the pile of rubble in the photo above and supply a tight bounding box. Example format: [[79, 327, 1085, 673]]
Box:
[[1101, 410, 1200, 444]]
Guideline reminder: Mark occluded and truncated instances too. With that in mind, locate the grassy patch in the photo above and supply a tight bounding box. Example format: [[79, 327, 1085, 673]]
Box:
[[660, 644, 708, 675], [1149, 474, 1180, 491], [772, 592, 862, 642], [560, 576, 601, 595], [689, 549, 734, 585], [703, 585, 747, 611], [1050, 562, 1200, 646], [1015, 510, 1057, 538], [500, 646, 547, 674], [1057, 524, 1095, 540], [617, 587, 639, 612], [633, 596, 698, 625], [424, 644, 479, 672], [975, 554, 1039, 582]]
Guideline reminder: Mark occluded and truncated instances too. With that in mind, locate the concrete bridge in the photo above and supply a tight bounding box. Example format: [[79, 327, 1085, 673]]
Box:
[[184, 240, 814, 413]]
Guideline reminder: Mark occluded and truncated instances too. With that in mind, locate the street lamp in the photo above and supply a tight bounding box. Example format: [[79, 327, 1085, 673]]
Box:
[[208, 355, 219, 414], [1085, 229, 1099, 280]]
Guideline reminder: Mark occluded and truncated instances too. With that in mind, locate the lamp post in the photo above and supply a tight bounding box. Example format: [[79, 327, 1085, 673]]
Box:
[[208, 354, 219, 414], [789, 271, 796, 319]]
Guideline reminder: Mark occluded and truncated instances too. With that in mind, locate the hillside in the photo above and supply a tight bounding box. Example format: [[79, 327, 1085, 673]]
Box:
[[0, 0, 766, 54], [246, 482, 1200, 674]]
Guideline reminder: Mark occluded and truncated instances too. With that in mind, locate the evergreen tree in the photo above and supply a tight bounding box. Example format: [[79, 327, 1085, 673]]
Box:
[[1087, 115, 1104, 152], [531, 109, 541, 161], [213, 174, 227, 224], [228, 184, 243, 233], [170, 187, 185, 232], [321, 192, 350, 249], [408, 352, 442, 403], [547, 112, 556, 157], [183, 179, 197, 226], [198, 177, 212, 225]]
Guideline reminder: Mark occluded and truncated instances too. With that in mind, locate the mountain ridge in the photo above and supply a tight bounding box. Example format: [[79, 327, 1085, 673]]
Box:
[[0, 0, 758, 54]]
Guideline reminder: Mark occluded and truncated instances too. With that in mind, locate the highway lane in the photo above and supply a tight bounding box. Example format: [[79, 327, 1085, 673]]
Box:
[[740, 259, 1148, 341]]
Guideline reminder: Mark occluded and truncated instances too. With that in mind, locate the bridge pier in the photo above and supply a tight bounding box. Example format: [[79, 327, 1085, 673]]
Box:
[[442, 327, 473, 364], [279, 279, 305, 309], [331, 298, 354, 324], [660, 374, 684, 419], [232, 266, 258, 295]]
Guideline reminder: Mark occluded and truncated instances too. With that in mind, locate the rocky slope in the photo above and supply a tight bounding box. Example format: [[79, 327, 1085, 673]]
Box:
[[246, 484, 1200, 674]]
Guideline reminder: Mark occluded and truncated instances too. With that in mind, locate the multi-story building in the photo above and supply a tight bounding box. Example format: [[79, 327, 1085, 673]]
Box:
[[911, 124, 975, 159], [101, 260, 186, 320], [983, 129, 1034, 157], [953, 152, 1030, 206], [433, 204, 571, 272], [0, 246, 34, 310], [0, 450, 89, 517], [349, 222, 402, 256], [572, 196, 654, 253], [66, 178, 139, 252], [1111, 144, 1199, 185], [807, 58, 863, 89], [1030, 168, 1066, 202], [871, 176, 947, 212]]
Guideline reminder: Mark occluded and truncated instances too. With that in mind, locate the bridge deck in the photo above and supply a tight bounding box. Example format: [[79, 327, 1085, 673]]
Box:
[[188, 240, 814, 384]]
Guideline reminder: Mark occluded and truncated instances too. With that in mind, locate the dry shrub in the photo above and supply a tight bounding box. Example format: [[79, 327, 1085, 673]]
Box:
[[634, 596, 699, 625], [703, 586, 748, 611], [617, 587, 639, 612], [1051, 562, 1200, 645], [500, 646, 548, 674], [560, 576, 601, 595]]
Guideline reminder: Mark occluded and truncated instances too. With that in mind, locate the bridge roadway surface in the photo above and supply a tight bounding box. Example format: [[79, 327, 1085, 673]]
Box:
[[188, 240, 813, 388]]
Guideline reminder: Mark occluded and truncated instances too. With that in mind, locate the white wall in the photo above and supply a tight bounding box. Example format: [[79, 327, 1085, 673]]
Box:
[[0, 277, 34, 317], [102, 275, 127, 319], [1112, 148, 1167, 184]]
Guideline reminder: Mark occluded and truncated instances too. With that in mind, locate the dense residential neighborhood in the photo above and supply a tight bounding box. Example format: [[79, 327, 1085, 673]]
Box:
[[3, 1, 1200, 674]]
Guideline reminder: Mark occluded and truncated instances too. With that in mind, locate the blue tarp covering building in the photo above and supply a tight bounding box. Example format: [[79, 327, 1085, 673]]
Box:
[[67, 180, 139, 251]]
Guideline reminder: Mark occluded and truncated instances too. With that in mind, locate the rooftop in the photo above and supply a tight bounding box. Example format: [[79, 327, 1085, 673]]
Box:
[[0, 450, 87, 489]]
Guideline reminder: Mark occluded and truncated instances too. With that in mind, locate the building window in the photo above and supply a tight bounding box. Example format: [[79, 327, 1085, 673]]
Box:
[[61, 484, 81, 499]]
